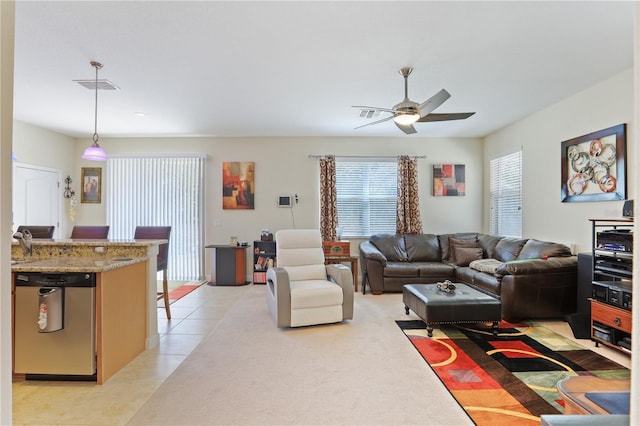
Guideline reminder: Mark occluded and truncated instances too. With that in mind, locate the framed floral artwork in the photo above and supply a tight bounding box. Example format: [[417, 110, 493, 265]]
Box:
[[81, 167, 101, 203]]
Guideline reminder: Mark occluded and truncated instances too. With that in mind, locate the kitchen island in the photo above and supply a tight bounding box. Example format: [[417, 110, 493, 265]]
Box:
[[12, 239, 166, 384]]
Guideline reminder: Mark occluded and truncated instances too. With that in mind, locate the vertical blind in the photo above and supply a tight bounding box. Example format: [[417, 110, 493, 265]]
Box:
[[106, 156, 205, 280], [489, 150, 522, 237], [335, 160, 397, 238]]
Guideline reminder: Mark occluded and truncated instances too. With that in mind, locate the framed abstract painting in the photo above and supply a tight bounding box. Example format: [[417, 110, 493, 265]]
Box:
[[433, 164, 465, 196], [223, 161, 255, 209]]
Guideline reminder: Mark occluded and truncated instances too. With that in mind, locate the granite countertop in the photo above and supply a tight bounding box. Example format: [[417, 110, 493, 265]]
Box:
[[12, 238, 167, 247], [11, 256, 148, 273]]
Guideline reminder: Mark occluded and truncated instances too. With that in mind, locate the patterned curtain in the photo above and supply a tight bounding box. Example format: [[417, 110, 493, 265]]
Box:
[[397, 155, 423, 234], [319, 155, 338, 241]]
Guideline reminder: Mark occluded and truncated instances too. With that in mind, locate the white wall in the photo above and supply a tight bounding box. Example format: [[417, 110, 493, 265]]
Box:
[[12, 121, 76, 237], [69, 135, 484, 276], [484, 68, 635, 253], [0, 1, 13, 421]]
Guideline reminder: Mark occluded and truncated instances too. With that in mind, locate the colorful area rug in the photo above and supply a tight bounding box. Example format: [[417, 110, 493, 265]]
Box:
[[396, 320, 630, 425]]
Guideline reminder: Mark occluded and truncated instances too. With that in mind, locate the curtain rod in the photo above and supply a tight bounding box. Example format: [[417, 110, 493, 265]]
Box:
[[308, 155, 426, 159]]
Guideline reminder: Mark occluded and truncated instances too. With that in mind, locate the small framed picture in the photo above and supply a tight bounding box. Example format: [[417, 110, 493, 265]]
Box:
[[81, 167, 102, 203], [433, 164, 466, 196]]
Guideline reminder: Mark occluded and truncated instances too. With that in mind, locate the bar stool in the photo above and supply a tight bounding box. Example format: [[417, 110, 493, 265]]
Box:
[[70, 225, 110, 239], [134, 226, 172, 319], [16, 225, 55, 239]]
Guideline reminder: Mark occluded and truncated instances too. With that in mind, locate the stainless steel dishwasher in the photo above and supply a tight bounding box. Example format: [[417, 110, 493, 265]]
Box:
[[14, 272, 97, 380]]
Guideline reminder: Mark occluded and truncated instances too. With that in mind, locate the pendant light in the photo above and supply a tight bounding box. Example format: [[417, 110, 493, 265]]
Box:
[[82, 61, 107, 161]]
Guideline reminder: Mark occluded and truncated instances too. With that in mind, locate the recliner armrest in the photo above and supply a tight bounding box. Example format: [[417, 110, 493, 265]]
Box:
[[267, 267, 292, 327], [326, 264, 354, 320], [326, 263, 353, 288]]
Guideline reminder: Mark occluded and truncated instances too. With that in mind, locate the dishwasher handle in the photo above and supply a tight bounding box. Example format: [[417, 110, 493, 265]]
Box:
[[38, 287, 64, 333]]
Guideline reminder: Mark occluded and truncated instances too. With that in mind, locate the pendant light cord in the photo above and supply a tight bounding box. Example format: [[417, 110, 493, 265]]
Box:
[[91, 61, 102, 144]]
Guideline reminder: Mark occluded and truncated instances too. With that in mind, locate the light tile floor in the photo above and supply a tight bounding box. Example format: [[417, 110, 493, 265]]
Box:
[[12, 283, 250, 425], [12, 283, 631, 425]]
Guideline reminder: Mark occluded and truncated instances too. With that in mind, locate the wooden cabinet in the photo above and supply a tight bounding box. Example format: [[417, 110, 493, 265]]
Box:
[[590, 299, 632, 353], [206, 245, 250, 286], [253, 240, 276, 284], [98, 262, 148, 383]]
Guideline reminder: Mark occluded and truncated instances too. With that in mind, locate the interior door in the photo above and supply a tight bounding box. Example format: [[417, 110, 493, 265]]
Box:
[[13, 163, 61, 238]]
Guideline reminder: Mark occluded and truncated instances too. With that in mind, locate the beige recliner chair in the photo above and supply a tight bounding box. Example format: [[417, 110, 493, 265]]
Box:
[[266, 229, 354, 327]]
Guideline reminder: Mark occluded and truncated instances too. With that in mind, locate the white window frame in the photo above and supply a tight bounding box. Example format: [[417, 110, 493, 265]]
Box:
[[335, 159, 397, 238], [489, 150, 523, 237]]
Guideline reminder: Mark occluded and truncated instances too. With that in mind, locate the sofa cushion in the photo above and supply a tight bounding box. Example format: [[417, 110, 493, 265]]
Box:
[[454, 267, 501, 295], [438, 233, 478, 261], [383, 262, 420, 277], [517, 239, 572, 259], [446, 236, 479, 261], [452, 246, 484, 266], [405, 233, 441, 262], [370, 234, 407, 262], [478, 234, 503, 258], [290, 280, 343, 309], [469, 258, 504, 274], [472, 271, 502, 295], [415, 262, 456, 278], [493, 237, 527, 262]]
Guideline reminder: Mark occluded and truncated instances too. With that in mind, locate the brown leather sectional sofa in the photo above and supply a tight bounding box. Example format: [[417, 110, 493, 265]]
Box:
[[359, 232, 578, 321]]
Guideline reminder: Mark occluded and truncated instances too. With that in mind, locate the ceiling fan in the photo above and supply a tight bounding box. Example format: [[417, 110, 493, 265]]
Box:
[[353, 67, 475, 134]]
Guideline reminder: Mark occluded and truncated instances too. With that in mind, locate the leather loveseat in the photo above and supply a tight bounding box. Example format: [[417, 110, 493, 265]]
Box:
[[359, 233, 578, 320]]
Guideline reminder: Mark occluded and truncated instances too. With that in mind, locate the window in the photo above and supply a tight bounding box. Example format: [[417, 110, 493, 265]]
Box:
[[106, 155, 206, 281], [335, 160, 397, 238], [489, 150, 522, 237]]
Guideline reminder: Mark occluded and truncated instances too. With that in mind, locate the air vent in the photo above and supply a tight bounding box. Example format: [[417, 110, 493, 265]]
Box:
[[359, 109, 381, 119], [73, 79, 120, 90]]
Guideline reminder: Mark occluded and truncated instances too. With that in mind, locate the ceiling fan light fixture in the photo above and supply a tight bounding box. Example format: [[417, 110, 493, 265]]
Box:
[[393, 113, 420, 126]]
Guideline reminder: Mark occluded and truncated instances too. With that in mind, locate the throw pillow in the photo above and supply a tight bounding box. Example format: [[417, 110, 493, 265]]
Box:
[[447, 237, 479, 262], [453, 247, 483, 266]]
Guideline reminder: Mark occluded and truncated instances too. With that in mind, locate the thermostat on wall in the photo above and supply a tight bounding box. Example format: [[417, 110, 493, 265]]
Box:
[[278, 194, 292, 208]]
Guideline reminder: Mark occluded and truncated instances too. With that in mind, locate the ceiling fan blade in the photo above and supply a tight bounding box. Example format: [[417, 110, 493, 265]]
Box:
[[395, 122, 417, 134], [352, 105, 398, 114], [354, 115, 395, 130], [417, 112, 476, 122], [418, 89, 451, 117]]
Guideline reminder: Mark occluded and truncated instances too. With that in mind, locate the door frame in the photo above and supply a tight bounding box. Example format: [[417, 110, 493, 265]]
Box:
[[13, 162, 62, 239]]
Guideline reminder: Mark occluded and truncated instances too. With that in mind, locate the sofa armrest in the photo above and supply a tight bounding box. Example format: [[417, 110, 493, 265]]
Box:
[[359, 241, 388, 266], [496, 256, 577, 276]]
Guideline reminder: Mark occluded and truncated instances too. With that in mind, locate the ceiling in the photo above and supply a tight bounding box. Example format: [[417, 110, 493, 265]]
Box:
[[12, 1, 635, 139]]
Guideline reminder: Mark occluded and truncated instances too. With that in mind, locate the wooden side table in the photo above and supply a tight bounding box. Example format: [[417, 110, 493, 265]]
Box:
[[324, 255, 358, 291], [206, 245, 250, 286]]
